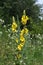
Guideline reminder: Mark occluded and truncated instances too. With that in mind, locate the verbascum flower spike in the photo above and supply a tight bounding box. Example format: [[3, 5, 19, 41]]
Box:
[[12, 16, 17, 32], [21, 10, 29, 25]]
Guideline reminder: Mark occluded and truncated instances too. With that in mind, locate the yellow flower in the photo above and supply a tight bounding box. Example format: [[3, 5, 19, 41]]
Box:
[[20, 43, 24, 47], [21, 10, 29, 25], [20, 29, 24, 36], [11, 16, 18, 32], [20, 36, 25, 43], [20, 28, 29, 36], [21, 15, 29, 25], [12, 22, 17, 32], [15, 38, 18, 43], [17, 45, 22, 51], [17, 42, 24, 51], [17, 54, 21, 59], [24, 28, 29, 34], [21, 15, 26, 25]]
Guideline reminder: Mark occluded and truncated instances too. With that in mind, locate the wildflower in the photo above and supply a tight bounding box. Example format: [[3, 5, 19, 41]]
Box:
[[21, 10, 29, 25], [15, 38, 18, 43], [12, 22, 17, 32], [20, 28, 29, 36], [20, 36, 25, 43], [24, 28, 29, 34], [20, 43, 24, 47], [17, 44, 22, 51], [11, 16, 17, 32], [17, 43, 24, 51], [20, 29, 24, 36]]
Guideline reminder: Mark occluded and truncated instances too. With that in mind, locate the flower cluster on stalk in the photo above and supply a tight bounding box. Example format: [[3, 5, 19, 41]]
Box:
[[11, 10, 29, 59]]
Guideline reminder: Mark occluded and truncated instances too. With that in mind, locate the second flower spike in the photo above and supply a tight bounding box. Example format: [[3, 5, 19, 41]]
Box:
[[12, 16, 18, 32]]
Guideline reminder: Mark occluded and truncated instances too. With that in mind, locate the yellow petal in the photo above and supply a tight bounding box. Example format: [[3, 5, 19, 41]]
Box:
[[17, 45, 22, 51]]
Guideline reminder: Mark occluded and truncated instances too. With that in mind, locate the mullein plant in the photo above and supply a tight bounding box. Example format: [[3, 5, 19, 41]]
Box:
[[0, 9, 43, 65], [11, 10, 30, 61], [12, 16, 18, 32]]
